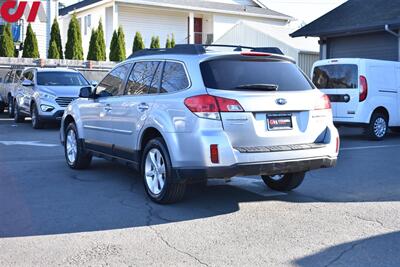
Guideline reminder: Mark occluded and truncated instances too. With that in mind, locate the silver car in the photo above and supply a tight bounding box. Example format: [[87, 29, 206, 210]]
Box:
[[14, 67, 92, 129], [60, 45, 339, 204], [0, 68, 23, 117]]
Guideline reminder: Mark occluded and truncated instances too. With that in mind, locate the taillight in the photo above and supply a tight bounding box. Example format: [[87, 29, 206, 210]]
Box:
[[315, 94, 331, 110], [241, 52, 271, 57], [184, 94, 244, 120], [359, 75, 368, 102], [210, 144, 219, 163]]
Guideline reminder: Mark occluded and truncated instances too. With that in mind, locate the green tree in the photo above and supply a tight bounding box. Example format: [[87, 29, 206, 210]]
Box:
[[48, 18, 63, 59], [96, 20, 106, 61], [117, 26, 126, 61], [109, 27, 126, 62], [165, 35, 172, 48], [150, 36, 160, 49], [132, 31, 145, 54], [0, 23, 15, 57], [22, 24, 40, 58], [48, 39, 60, 59], [65, 14, 84, 60], [87, 28, 98, 61], [171, 33, 176, 48]]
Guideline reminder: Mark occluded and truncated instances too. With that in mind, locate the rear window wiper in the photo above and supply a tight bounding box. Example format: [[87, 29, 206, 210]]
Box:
[[233, 84, 279, 91]]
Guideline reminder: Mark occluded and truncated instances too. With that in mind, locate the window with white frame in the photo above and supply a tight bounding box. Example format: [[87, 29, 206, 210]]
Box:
[[84, 15, 91, 35]]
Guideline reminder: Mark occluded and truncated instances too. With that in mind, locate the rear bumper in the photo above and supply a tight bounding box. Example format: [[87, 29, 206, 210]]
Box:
[[173, 156, 337, 182]]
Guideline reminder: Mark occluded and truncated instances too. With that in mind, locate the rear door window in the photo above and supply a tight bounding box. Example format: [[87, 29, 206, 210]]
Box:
[[312, 64, 358, 89], [125, 61, 161, 95], [200, 58, 314, 91]]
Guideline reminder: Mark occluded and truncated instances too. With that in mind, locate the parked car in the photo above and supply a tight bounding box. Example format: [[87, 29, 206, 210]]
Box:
[[312, 58, 400, 140], [60, 45, 339, 204], [0, 68, 23, 117], [14, 67, 92, 129]]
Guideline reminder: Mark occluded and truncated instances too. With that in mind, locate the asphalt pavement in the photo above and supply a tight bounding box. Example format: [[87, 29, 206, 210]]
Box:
[[1, 113, 400, 267]]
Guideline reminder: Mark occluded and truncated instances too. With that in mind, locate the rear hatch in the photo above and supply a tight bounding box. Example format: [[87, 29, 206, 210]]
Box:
[[312, 62, 361, 119], [200, 54, 331, 148]]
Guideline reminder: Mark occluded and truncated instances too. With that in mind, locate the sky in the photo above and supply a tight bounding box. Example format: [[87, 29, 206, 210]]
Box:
[[260, 0, 347, 25]]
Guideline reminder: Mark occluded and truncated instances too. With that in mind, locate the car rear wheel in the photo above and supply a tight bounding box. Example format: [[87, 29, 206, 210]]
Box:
[[142, 138, 186, 204], [31, 104, 44, 129], [65, 123, 92, 169], [366, 112, 388, 141], [14, 101, 25, 123], [8, 96, 14, 118], [261, 172, 305, 192]]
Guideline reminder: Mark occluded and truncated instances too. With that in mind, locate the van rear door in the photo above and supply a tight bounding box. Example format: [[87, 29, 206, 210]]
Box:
[[312, 63, 359, 119]]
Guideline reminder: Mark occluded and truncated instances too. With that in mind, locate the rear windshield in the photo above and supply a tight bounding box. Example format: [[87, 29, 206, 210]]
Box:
[[37, 72, 89, 86], [312, 64, 358, 89], [200, 59, 314, 91]]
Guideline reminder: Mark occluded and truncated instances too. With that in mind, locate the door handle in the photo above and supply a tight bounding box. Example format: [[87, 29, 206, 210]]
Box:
[[137, 103, 149, 112], [104, 104, 112, 112]]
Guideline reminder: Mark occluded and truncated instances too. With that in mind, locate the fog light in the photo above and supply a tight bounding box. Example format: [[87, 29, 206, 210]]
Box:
[[210, 144, 219, 164], [40, 104, 55, 112]]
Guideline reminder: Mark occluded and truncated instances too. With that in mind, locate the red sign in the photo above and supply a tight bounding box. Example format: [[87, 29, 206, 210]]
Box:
[[1, 0, 41, 23]]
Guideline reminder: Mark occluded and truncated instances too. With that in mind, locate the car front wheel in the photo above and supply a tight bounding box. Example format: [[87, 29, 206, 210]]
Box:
[[142, 138, 186, 204], [261, 172, 305, 192], [14, 101, 25, 123], [31, 104, 44, 129], [8, 96, 14, 118], [65, 123, 92, 169]]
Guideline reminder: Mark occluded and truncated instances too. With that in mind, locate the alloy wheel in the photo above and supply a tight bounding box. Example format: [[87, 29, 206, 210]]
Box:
[[374, 117, 387, 138], [66, 129, 78, 164], [145, 148, 166, 196]]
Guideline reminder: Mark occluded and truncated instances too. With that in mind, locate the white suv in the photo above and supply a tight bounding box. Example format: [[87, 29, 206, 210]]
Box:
[[61, 45, 339, 203]]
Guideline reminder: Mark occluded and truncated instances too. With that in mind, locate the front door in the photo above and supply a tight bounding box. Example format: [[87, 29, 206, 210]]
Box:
[[111, 61, 163, 161], [194, 18, 203, 44], [82, 64, 131, 153]]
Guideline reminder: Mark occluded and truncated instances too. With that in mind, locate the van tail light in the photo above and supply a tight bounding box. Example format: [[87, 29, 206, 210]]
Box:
[[184, 94, 244, 120], [210, 144, 219, 163], [359, 75, 368, 102], [315, 94, 331, 110]]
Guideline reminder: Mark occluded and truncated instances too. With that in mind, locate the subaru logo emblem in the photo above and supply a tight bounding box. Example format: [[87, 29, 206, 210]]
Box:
[[276, 98, 287, 105]]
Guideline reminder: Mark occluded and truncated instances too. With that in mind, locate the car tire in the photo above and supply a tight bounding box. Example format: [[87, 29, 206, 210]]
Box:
[[31, 104, 44, 129], [64, 123, 92, 170], [13, 101, 25, 123], [7, 96, 14, 118], [142, 137, 186, 204], [261, 172, 305, 192], [365, 112, 388, 141], [0, 102, 4, 114]]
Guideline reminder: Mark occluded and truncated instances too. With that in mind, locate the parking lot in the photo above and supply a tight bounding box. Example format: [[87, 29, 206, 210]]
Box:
[[1, 112, 400, 267]]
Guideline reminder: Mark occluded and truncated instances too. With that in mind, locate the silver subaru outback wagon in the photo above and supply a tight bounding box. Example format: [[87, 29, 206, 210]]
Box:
[[60, 45, 339, 204]]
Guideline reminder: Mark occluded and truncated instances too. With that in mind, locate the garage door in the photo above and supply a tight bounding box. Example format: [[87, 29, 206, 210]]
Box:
[[328, 32, 398, 61], [119, 5, 188, 53]]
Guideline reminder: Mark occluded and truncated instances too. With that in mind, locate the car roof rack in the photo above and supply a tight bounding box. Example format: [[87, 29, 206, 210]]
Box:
[[127, 44, 284, 59]]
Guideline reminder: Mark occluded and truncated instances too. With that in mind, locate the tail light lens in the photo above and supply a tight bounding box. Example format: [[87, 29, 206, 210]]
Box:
[[241, 52, 271, 57], [315, 94, 331, 110], [184, 94, 244, 120], [210, 144, 219, 163], [359, 75, 368, 102]]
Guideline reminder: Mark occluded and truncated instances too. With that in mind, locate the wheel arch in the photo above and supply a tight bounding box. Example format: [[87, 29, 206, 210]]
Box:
[[370, 106, 389, 123]]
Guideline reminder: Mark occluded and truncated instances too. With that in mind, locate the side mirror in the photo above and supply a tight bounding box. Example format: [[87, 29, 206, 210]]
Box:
[[91, 80, 98, 87], [79, 86, 93, 98], [22, 79, 34, 87]]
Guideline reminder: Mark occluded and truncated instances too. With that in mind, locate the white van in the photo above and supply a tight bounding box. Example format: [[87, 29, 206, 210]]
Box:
[[312, 58, 400, 140]]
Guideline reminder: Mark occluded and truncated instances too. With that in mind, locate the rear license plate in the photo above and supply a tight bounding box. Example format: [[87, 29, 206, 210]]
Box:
[[267, 114, 293, 130]]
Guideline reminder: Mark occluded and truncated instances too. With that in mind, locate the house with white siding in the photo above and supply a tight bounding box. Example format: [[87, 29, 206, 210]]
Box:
[[58, 0, 293, 58]]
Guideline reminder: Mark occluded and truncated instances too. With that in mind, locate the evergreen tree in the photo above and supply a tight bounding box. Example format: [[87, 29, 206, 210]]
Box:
[[109, 30, 119, 61], [65, 14, 84, 60], [0, 23, 15, 57], [165, 35, 172, 48], [150, 36, 160, 49], [48, 18, 63, 59], [132, 31, 145, 54], [117, 26, 126, 61], [22, 24, 40, 58], [48, 40, 60, 59], [87, 28, 98, 61], [171, 33, 176, 48], [96, 20, 106, 61]]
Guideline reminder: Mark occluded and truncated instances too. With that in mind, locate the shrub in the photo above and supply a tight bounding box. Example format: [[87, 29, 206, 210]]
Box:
[[165, 35, 172, 48], [96, 20, 106, 61], [109, 27, 126, 62], [150, 36, 160, 49], [48, 39, 60, 59], [171, 33, 176, 48], [22, 24, 40, 58], [132, 31, 145, 54], [87, 28, 98, 61], [65, 14, 84, 60], [0, 23, 15, 57], [48, 18, 63, 59]]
